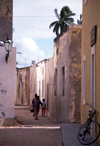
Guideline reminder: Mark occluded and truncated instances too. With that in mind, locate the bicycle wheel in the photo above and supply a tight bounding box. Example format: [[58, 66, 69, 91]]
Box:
[[77, 121, 100, 145]]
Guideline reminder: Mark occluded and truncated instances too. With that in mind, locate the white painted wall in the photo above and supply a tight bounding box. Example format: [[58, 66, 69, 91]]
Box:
[[36, 60, 46, 101], [0, 46, 16, 118]]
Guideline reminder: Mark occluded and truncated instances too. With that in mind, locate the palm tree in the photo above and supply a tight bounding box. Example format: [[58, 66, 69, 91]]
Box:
[[49, 6, 75, 36], [77, 14, 82, 25]]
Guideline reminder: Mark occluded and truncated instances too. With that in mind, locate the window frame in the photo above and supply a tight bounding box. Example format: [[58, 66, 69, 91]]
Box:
[[83, 54, 86, 104], [91, 45, 95, 108]]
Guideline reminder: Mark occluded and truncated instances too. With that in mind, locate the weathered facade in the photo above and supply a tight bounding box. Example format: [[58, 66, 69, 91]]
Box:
[[36, 57, 54, 116], [16, 67, 30, 106], [16, 24, 81, 123], [30, 66, 37, 105], [0, 46, 16, 118], [0, 0, 13, 41], [16, 57, 54, 113], [81, 0, 100, 143], [52, 25, 81, 123], [0, 0, 16, 119], [45, 57, 54, 117]]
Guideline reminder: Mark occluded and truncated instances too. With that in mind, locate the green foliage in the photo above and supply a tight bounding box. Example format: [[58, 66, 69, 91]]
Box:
[[49, 6, 75, 36], [77, 14, 82, 25], [16, 61, 18, 65]]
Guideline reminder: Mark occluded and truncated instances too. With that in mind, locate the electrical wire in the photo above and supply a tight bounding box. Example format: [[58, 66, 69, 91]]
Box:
[[13, 15, 80, 17]]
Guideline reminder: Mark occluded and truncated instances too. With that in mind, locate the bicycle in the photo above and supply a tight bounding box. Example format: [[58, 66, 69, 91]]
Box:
[[77, 103, 100, 145]]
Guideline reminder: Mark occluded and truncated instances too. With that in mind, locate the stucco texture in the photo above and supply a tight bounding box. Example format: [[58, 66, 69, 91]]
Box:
[[0, 0, 12, 41], [53, 24, 81, 123], [0, 47, 16, 118], [81, 0, 100, 144]]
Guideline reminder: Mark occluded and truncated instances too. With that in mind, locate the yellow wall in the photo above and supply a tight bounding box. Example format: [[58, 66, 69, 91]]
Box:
[[81, 0, 100, 143]]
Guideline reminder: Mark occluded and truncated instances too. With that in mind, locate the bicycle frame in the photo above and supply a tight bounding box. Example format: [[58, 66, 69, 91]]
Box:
[[77, 103, 100, 145]]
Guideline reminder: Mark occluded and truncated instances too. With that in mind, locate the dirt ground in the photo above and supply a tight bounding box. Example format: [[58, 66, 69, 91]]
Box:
[[0, 106, 62, 146]]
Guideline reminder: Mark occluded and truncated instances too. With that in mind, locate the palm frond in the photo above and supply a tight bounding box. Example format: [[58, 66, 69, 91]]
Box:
[[61, 6, 72, 14], [66, 13, 76, 18], [64, 17, 74, 23], [49, 21, 58, 29], [80, 14, 82, 20], [53, 23, 60, 35], [54, 9, 60, 19]]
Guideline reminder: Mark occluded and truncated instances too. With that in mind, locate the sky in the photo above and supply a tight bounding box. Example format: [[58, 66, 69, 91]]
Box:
[[13, 0, 82, 68]]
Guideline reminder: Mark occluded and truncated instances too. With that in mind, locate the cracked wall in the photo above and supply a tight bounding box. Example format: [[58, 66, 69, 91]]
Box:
[[17, 67, 30, 106], [0, 0, 13, 41], [53, 24, 81, 123], [68, 25, 81, 123]]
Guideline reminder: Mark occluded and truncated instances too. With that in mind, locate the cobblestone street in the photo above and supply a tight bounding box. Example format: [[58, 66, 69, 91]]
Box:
[[0, 106, 62, 146]]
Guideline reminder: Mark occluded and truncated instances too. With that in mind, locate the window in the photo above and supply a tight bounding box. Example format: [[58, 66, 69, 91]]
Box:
[[56, 48, 59, 55], [54, 69, 57, 96], [91, 46, 95, 107], [62, 66, 65, 96], [83, 54, 86, 104]]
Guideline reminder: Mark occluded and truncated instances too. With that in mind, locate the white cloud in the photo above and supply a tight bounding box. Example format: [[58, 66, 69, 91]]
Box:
[[14, 38, 45, 68]]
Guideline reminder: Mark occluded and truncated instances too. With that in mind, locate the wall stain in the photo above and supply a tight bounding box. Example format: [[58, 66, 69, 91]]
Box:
[[2, 112, 5, 116], [1, 89, 7, 93]]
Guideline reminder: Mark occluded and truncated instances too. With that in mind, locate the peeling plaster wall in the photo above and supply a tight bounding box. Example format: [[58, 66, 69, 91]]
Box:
[[0, 47, 16, 118], [68, 25, 81, 123], [30, 66, 37, 105], [0, 0, 13, 41], [17, 67, 30, 106], [53, 24, 81, 123]]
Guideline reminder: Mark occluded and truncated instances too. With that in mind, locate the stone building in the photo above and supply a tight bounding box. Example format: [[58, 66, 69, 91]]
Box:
[[30, 66, 37, 105], [0, 0, 13, 41], [36, 57, 54, 117], [0, 0, 16, 119], [16, 67, 30, 106], [52, 24, 81, 123], [16, 57, 54, 114], [16, 24, 81, 123], [0, 46, 16, 118]]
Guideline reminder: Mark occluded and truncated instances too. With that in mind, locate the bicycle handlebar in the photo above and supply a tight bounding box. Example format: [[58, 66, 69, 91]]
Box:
[[86, 103, 99, 114]]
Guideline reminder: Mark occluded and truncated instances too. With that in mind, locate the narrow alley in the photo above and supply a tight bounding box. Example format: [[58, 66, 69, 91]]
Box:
[[0, 106, 62, 146], [0, 106, 100, 146]]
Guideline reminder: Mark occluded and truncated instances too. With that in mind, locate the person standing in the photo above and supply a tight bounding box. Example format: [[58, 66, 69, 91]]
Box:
[[41, 99, 46, 116], [33, 95, 42, 120], [32, 94, 37, 116]]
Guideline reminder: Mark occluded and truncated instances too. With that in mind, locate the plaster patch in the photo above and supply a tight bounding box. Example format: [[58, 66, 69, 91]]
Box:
[[71, 63, 81, 67]]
